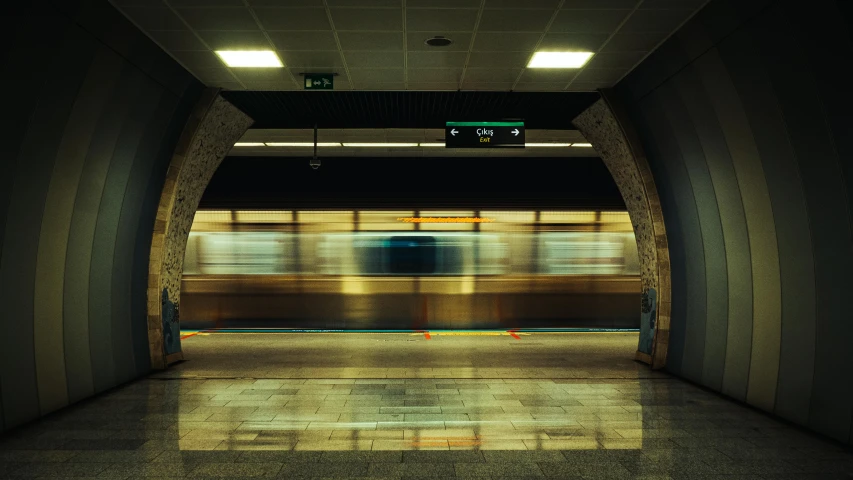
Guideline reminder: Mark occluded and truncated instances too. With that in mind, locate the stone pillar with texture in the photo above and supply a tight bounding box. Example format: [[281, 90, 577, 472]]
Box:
[[147, 89, 253, 369], [572, 89, 671, 369]]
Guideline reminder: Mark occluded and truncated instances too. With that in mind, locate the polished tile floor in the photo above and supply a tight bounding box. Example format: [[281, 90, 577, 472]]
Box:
[[0, 332, 851, 479]]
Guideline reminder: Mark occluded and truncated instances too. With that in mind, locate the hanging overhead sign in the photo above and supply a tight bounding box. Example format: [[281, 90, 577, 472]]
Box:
[[445, 121, 525, 148]]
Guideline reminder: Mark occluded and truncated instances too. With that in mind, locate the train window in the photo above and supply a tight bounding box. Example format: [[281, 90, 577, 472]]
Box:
[[186, 232, 294, 275], [473, 234, 509, 275], [539, 232, 626, 275], [386, 236, 436, 275], [352, 237, 386, 275]]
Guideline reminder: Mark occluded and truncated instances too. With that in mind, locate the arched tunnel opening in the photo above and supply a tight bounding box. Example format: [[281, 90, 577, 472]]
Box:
[[172, 148, 649, 378], [4, 0, 853, 474], [142, 90, 671, 381]]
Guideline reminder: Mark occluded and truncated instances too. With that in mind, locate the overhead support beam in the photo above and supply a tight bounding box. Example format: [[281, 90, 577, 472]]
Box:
[[220, 91, 600, 130]]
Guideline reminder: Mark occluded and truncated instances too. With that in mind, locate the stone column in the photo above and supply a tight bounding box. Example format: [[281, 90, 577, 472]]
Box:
[[147, 89, 253, 369], [572, 89, 671, 369]]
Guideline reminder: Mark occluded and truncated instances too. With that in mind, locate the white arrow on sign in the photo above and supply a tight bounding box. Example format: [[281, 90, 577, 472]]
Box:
[[451, 129, 458, 136], [511, 129, 520, 136]]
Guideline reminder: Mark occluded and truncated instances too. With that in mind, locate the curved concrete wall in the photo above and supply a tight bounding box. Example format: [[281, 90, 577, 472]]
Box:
[[615, 0, 853, 444], [0, 2, 203, 431]]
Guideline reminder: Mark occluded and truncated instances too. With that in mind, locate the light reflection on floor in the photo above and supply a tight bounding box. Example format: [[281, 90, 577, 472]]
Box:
[[153, 375, 653, 452], [0, 333, 850, 478]]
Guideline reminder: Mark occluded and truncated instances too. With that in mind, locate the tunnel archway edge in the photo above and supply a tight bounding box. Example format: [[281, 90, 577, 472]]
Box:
[[147, 88, 253, 369], [573, 89, 672, 369], [145, 87, 668, 370]]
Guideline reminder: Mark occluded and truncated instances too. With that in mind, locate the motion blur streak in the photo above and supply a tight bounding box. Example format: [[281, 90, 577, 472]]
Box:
[[181, 210, 640, 330]]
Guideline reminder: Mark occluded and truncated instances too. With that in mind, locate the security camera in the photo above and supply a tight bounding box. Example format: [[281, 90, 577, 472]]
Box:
[[310, 158, 321, 169]]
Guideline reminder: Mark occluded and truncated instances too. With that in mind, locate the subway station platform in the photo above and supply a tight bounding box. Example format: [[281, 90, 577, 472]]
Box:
[[0, 332, 850, 479]]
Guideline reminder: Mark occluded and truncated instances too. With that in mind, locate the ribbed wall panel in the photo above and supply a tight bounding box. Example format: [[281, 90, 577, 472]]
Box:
[[0, 0, 202, 431], [617, 0, 853, 444]]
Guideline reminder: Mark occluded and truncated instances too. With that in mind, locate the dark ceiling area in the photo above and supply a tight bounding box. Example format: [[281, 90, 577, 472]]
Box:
[[200, 156, 624, 210], [110, 0, 709, 93], [221, 90, 600, 129]]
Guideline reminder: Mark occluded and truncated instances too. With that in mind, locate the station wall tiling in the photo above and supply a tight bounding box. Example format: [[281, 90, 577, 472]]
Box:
[[616, 0, 853, 445], [0, 0, 203, 431]]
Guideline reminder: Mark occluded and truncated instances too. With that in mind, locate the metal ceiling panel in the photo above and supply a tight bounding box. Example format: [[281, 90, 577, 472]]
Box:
[[550, 9, 632, 33], [111, 0, 710, 92]]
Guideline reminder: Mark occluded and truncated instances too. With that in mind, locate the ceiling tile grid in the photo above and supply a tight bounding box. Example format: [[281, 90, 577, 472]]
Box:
[[110, 0, 709, 92]]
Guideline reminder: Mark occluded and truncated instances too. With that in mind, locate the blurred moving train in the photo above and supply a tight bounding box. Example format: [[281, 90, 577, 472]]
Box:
[[181, 210, 641, 330]]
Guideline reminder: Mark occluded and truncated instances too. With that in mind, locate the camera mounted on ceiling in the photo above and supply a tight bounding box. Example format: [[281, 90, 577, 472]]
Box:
[[310, 124, 320, 170]]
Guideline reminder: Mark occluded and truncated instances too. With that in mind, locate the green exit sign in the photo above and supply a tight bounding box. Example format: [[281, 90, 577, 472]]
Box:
[[304, 74, 334, 90]]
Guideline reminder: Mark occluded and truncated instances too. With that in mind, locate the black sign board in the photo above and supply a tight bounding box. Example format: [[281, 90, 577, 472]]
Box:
[[303, 73, 334, 90], [445, 121, 525, 148]]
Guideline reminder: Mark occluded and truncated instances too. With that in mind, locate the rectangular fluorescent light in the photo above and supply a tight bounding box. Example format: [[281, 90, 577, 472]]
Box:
[[571, 143, 593, 147], [419, 143, 446, 147], [265, 142, 341, 147], [233, 142, 265, 147], [342, 143, 419, 147], [215, 50, 283, 68], [525, 143, 571, 147], [527, 51, 593, 69]]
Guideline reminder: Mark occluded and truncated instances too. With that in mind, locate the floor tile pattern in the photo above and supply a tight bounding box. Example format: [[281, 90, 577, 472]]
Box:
[[0, 333, 850, 479]]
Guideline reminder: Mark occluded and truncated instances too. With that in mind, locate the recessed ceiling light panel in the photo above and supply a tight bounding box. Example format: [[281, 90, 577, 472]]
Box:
[[233, 142, 265, 147], [527, 51, 593, 69], [216, 50, 283, 68], [571, 143, 593, 147]]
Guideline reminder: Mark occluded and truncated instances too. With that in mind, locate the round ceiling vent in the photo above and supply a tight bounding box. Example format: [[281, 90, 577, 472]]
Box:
[[424, 36, 453, 47]]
